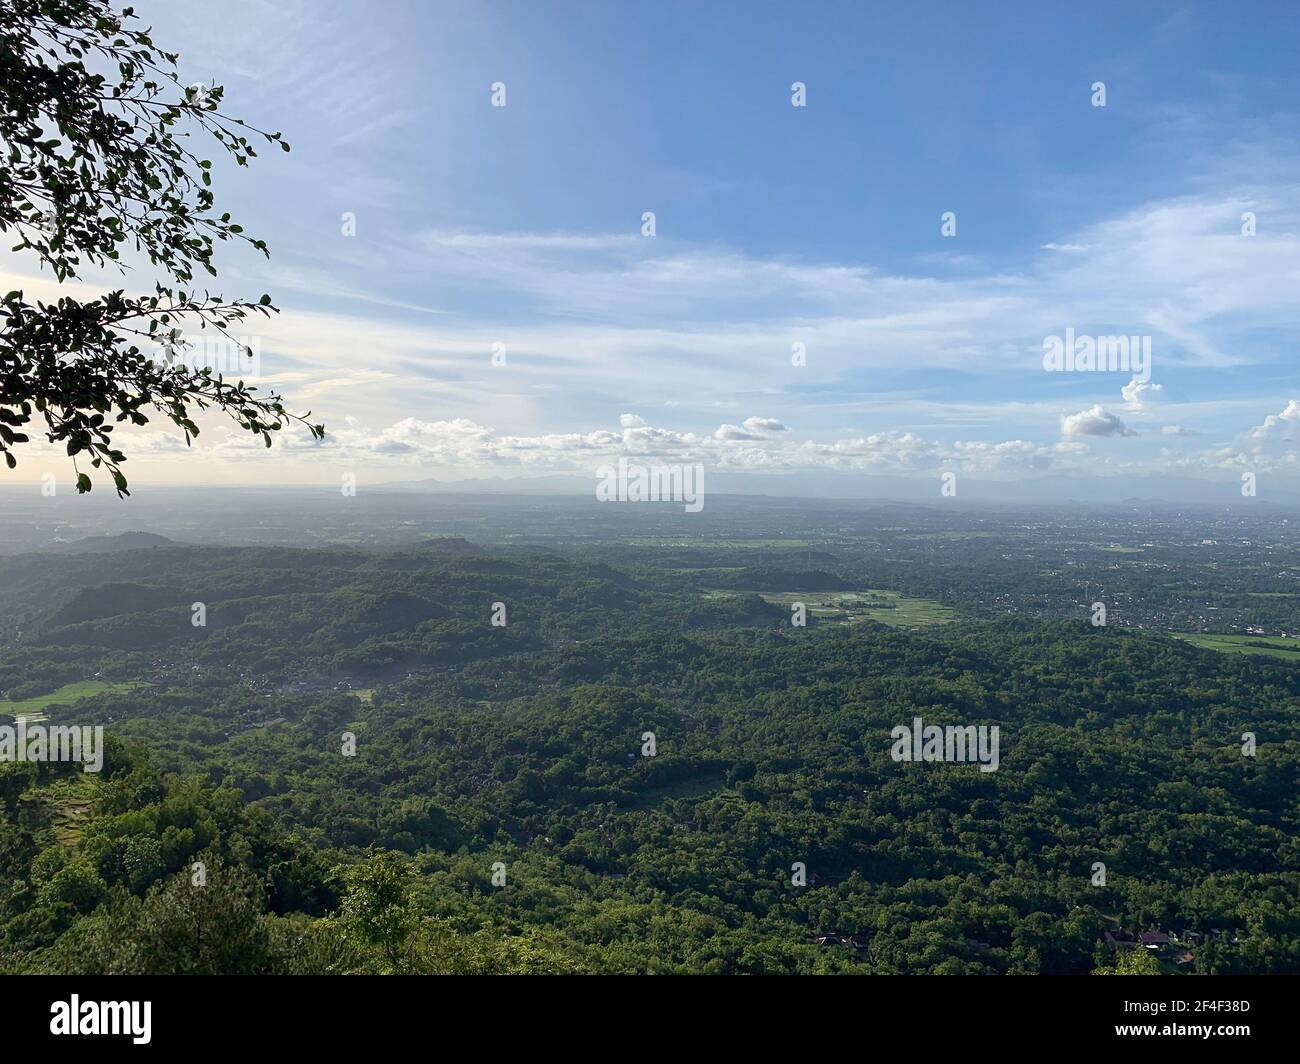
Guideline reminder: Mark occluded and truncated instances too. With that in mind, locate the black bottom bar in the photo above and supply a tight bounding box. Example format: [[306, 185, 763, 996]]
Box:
[[1, 974, 1289, 1051]]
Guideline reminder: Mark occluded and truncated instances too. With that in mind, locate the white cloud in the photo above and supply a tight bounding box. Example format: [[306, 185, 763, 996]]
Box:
[[1248, 399, 1300, 440], [714, 416, 789, 441], [11, 177, 1300, 486], [1121, 377, 1164, 408], [1061, 405, 1138, 438], [743, 416, 788, 434]]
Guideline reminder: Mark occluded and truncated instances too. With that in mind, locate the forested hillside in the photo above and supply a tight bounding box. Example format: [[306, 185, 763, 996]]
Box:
[[3, 537, 1299, 973]]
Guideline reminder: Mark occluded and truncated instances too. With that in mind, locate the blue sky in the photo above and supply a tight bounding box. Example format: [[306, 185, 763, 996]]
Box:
[[7, 0, 1300, 488]]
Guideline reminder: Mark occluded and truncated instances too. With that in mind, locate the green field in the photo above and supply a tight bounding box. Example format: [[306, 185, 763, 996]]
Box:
[[0, 680, 138, 720], [710, 589, 957, 627], [1174, 634, 1300, 660]]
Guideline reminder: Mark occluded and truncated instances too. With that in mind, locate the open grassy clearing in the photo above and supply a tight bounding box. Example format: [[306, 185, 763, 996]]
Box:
[[0, 680, 139, 721], [1174, 633, 1300, 659], [706, 589, 957, 627]]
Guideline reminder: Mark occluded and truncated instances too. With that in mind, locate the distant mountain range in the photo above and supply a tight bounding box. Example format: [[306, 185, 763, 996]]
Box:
[[374, 472, 1300, 507]]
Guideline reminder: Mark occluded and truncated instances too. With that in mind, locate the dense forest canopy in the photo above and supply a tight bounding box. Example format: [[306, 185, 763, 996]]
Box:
[[2, 507, 1298, 974]]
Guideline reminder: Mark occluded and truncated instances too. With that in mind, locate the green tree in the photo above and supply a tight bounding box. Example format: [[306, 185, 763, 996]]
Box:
[[0, 0, 322, 494], [1093, 948, 1162, 975], [340, 850, 419, 972], [36, 853, 107, 913], [32, 860, 273, 974]]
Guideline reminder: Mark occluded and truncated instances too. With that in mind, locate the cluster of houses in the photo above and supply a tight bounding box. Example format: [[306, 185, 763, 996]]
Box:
[[1103, 927, 1239, 966]]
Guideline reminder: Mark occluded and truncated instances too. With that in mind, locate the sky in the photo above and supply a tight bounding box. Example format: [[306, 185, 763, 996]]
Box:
[[6, 0, 1300, 493]]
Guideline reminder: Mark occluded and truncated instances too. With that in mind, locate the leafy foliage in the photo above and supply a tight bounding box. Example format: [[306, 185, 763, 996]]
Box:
[[0, 0, 322, 493]]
